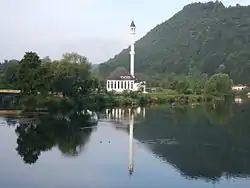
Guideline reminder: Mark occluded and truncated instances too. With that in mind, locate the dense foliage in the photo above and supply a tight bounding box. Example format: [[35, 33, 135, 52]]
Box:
[[99, 1, 250, 85], [0, 52, 105, 110]]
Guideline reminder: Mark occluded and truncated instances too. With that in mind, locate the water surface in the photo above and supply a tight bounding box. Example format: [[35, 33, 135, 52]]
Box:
[[1, 101, 250, 187]]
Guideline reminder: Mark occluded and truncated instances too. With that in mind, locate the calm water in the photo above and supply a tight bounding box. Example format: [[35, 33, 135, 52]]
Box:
[[1, 101, 250, 188]]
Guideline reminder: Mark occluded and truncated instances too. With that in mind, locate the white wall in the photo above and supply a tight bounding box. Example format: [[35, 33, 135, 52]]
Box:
[[106, 80, 146, 93], [106, 80, 135, 92], [232, 86, 247, 91]]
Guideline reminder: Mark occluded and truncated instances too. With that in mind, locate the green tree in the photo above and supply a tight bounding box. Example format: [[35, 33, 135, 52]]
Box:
[[41, 56, 52, 63], [205, 73, 232, 98], [62, 52, 89, 64], [193, 82, 203, 95], [17, 52, 42, 94], [38, 62, 55, 96], [1, 60, 19, 89], [46, 53, 97, 109], [176, 79, 189, 94]]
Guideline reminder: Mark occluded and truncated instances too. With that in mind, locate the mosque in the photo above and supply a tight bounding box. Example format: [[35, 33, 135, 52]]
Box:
[[106, 21, 146, 93]]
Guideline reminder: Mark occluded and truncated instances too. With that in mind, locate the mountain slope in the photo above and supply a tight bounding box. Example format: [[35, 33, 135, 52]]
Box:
[[99, 1, 250, 84]]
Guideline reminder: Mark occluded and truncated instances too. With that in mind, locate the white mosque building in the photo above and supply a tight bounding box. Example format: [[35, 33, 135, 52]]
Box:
[[106, 21, 146, 93]]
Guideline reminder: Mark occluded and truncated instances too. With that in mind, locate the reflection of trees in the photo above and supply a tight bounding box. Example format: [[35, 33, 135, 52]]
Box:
[[203, 100, 233, 125], [5, 116, 19, 126], [133, 104, 250, 181], [0, 95, 19, 109], [15, 111, 97, 164]]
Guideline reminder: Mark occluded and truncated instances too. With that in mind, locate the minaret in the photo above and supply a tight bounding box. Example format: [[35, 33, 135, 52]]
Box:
[[128, 112, 134, 175], [130, 21, 136, 77]]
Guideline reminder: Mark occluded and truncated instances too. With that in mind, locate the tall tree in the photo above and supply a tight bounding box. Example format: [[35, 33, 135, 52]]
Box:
[[17, 52, 42, 94], [51, 53, 94, 99], [41, 56, 52, 64], [62, 52, 89, 64], [205, 73, 232, 98]]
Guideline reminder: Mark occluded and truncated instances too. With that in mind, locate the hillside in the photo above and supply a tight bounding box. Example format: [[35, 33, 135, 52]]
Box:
[[99, 1, 250, 85]]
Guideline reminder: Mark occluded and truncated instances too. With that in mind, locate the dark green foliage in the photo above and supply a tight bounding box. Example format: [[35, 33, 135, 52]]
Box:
[[17, 52, 42, 95], [0, 51, 106, 111], [138, 94, 152, 105], [99, 2, 250, 84], [176, 79, 189, 94], [0, 60, 19, 89], [205, 73, 232, 98]]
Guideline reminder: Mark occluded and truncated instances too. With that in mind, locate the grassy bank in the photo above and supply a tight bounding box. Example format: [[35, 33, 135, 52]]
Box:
[[93, 90, 222, 107], [14, 90, 231, 113]]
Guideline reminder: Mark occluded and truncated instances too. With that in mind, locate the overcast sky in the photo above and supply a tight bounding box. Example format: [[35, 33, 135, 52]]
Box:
[[0, 0, 249, 64]]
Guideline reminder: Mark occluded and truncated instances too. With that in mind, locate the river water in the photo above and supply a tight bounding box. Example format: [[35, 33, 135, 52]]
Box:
[[0, 101, 250, 188]]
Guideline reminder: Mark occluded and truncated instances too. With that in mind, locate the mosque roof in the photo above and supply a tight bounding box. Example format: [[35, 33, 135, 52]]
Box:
[[107, 67, 135, 80]]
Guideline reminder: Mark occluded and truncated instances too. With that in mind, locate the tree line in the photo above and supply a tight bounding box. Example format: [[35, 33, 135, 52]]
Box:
[[1, 52, 98, 96], [0, 51, 233, 111], [0, 52, 105, 111], [150, 72, 233, 98]]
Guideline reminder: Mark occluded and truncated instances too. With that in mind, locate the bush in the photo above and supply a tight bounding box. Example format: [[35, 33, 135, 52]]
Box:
[[184, 89, 193, 95], [139, 94, 151, 105]]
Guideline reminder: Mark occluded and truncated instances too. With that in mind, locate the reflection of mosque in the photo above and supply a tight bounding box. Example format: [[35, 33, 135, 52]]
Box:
[[104, 107, 145, 124], [234, 96, 242, 104], [103, 107, 146, 176]]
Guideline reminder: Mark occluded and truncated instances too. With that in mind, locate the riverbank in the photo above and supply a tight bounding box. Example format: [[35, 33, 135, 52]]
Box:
[[103, 90, 231, 106], [12, 91, 232, 113]]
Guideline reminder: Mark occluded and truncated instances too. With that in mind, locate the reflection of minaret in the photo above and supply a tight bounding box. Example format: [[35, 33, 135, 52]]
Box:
[[104, 107, 145, 122], [142, 108, 145, 118], [128, 113, 134, 175]]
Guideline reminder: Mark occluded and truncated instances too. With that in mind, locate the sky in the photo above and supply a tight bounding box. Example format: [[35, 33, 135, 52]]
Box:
[[0, 0, 249, 64]]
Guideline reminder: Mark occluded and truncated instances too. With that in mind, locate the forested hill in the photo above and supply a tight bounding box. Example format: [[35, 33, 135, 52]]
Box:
[[99, 1, 250, 85]]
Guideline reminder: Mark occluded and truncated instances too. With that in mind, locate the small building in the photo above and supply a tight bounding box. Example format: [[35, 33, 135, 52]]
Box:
[[232, 84, 247, 91], [106, 67, 146, 93], [106, 21, 146, 93]]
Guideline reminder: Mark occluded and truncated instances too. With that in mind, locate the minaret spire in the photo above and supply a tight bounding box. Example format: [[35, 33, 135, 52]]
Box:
[[130, 21, 136, 77]]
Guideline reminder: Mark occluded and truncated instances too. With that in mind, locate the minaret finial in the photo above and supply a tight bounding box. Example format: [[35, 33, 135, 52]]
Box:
[[130, 21, 135, 28]]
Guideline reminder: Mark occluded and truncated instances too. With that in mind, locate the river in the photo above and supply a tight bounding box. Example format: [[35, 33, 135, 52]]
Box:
[[0, 100, 250, 187]]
